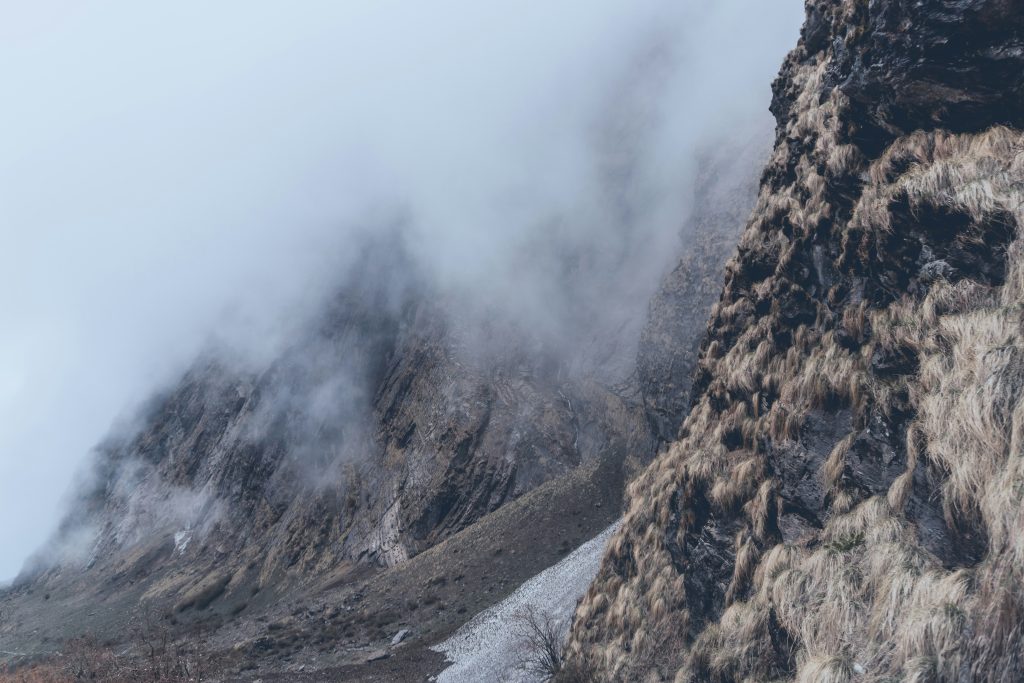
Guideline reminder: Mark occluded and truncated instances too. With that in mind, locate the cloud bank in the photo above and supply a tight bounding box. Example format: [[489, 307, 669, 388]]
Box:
[[0, 0, 802, 580]]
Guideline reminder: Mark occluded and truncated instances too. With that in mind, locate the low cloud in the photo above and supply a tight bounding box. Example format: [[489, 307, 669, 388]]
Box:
[[0, 0, 803, 580]]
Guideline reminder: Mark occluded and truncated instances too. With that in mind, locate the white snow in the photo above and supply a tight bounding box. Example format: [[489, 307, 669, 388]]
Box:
[[174, 529, 193, 554], [431, 520, 621, 683]]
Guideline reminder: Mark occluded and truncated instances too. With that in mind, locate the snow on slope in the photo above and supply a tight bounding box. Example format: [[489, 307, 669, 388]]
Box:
[[431, 520, 621, 682]]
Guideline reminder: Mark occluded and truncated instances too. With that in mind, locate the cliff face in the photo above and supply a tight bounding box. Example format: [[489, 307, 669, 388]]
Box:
[[20, 246, 647, 598], [565, 2, 1024, 681], [0, 129, 764, 668]]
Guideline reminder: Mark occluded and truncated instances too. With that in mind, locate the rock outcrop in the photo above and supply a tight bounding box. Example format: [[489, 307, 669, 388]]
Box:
[[565, 2, 1024, 681]]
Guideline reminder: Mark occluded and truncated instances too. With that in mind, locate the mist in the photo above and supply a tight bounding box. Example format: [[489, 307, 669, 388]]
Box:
[[0, 1, 803, 581]]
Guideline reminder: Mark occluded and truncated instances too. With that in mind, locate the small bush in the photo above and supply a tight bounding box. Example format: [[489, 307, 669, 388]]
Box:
[[514, 606, 568, 679]]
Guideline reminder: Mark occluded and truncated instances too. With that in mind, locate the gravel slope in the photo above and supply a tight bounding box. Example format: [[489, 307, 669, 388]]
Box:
[[431, 520, 621, 683]]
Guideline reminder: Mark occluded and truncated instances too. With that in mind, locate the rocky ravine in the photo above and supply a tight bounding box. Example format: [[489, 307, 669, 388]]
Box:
[[565, 1, 1024, 682]]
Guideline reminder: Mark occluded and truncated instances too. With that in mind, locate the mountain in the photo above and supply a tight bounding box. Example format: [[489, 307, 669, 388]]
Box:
[[563, 1, 1024, 681], [0, 130, 763, 679], [6, 2, 1020, 681]]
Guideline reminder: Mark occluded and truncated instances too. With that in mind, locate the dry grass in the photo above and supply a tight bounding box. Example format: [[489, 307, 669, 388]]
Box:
[[0, 618, 210, 683], [563, 5, 1024, 679]]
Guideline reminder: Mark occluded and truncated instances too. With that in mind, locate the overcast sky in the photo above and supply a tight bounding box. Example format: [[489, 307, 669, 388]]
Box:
[[0, 1, 803, 581]]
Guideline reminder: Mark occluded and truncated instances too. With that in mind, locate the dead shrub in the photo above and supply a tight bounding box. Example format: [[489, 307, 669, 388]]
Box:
[[515, 606, 570, 679]]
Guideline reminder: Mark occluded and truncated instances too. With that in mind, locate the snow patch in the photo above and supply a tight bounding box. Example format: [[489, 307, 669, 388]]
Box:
[[431, 520, 620, 683], [174, 529, 193, 554]]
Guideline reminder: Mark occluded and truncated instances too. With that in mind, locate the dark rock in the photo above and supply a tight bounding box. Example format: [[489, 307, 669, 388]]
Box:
[[826, 0, 1024, 138]]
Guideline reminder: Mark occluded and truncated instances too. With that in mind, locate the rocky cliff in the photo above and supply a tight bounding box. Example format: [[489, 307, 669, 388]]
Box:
[[12, 237, 650, 610], [0, 125, 762, 678], [565, 1, 1024, 681]]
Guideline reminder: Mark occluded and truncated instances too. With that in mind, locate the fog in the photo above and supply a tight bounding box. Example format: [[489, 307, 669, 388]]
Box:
[[0, 1, 803, 580]]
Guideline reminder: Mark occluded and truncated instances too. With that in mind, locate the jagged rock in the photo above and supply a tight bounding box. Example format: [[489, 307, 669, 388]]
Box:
[[824, 0, 1024, 137]]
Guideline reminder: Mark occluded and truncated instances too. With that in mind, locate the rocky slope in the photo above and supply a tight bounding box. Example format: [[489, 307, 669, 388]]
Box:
[[2, 238, 648, 638], [565, 1, 1024, 681], [0, 128, 762, 678]]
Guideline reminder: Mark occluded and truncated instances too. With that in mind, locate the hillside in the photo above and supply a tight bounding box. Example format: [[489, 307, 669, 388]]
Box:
[[0, 133, 761, 680], [7, 2, 1022, 681], [564, 1, 1024, 681]]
